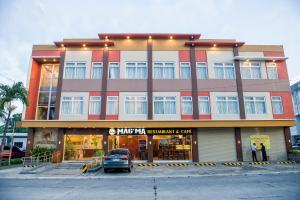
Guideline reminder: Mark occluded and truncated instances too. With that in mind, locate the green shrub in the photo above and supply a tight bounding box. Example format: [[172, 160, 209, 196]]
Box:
[[95, 149, 105, 158], [289, 150, 300, 154], [30, 146, 55, 156]]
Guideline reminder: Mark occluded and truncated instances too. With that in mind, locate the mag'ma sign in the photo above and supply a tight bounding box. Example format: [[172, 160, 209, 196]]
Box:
[[109, 128, 146, 135]]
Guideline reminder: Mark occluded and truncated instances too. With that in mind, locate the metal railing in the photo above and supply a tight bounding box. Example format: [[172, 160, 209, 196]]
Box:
[[22, 152, 53, 170]]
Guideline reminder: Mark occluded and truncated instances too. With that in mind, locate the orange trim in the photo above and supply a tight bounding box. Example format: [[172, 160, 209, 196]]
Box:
[[199, 114, 211, 120], [106, 115, 118, 120], [181, 115, 193, 120], [195, 50, 207, 62], [181, 91, 192, 96], [271, 92, 294, 119]]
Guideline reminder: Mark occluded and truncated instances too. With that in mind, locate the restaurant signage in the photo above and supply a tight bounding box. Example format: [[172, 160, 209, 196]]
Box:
[[109, 128, 193, 135]]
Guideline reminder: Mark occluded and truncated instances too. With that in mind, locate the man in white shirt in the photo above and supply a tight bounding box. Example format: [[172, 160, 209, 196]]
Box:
[[251, 143, 258, 162]]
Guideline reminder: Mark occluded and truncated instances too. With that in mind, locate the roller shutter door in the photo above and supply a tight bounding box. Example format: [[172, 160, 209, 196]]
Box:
[[198, 128, 237, 162]]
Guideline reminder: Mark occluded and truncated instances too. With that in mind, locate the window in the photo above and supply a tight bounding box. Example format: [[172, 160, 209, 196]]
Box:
[[14, 142, 23, 149], [241, 62, 261, 79], [125, 96, 147, 114], [92, 62, 103, 79], [64, 62, 86, 79], [197, 62, 208, 79], [108, 62, 120, 79], [180, 63, 191, 79], [126, 62, 147, 79], [198, 96, 210, 114], [181, 96, 193, 114], [154, 96, 176, 114], [216, 96, 239, 114], [89, 96, 101, 114], [107, 96, 118, 114], [153, 62, 175, 79], [272, 96, 283, 114], [61, 96, 84, 115], [244, 96, 266, 114], [267, 63, 278, 80], [214, 63, 235, 79]]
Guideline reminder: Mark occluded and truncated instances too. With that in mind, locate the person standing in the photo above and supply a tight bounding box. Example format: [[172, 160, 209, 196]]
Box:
[[251, 143, 258, 162], [260, 143, 267, 161]]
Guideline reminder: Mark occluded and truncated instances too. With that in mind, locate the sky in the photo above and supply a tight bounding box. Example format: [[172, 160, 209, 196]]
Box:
[[0, 0, 299, 113]]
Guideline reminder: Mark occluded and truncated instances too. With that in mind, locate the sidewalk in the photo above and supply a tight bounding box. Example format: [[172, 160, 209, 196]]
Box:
[[0, 162, 299, 180]]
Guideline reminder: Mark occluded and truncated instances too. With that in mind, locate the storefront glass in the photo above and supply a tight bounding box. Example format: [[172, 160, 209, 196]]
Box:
[[153, 135, 192, 160], [108, 135, 147, 160], [64, 135, 103, 160]]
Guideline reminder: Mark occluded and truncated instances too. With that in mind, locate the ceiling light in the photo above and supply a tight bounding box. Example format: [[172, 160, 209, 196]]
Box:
[[61, 44, 64, 47], [82, 44, 86, 47], [149, 36, 152, 39], [213, 44, 217, 47], [169, 36, 173, 39], [105, 36, 108, 40], [126, 36, 130, 39], [246, 59, 249, 62], [104, 44, 108, 47], [43, 59, 47, 62], [272, 60, 276, 62], [53, 59, 56, 62]]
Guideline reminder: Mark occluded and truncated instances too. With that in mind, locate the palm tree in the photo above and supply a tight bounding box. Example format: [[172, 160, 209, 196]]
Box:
[[0, 82, 28, 158]]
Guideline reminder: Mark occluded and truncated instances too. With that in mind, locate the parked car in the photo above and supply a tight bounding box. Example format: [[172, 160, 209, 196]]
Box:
[[103, 148, 133, 173], [0, 146, 25, 160]]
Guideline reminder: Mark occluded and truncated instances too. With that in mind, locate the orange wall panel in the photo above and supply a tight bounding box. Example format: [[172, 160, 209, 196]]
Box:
[[25, 60, 41, 119], [264, 51, 288, 80], [109, 50, 120, 62], [271, 92, 294, 119], [179, 50, 190, 62], [92, 51, 104, 62], [195, 50, 207, 62]]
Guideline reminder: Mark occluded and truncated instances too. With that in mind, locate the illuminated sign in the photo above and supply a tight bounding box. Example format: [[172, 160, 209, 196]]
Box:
[[116, 128, 146, 135], [146, 128, 192, 135]]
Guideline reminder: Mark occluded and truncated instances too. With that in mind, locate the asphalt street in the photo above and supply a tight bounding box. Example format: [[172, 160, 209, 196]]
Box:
[[0, 173, 299, 200]]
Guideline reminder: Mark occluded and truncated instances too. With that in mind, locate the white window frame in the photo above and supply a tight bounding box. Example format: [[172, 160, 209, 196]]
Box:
[[107, 96, 118, 114], [61, 96, 84, 115], [108, 62, 120, 79], [180, 62, 191, 79], [244, 96, 267, 114], [196, 62, 208, 79], [214, 62, 235, 79], [125, 62, 147, 79], [91, 62, 103, 79], [153, 96, 176, 114], [216, 96, 239, 114], [153, 62, 175, 79], [198, 96, 210, 114], [64, 62, 87, 79], [271, 96, 284, 114], [181, 96, 193, 114], [89, 96, 101, 115], [241, 62, 262, 79], [266, 62, 278, 80], [124, 96, 148, 114]]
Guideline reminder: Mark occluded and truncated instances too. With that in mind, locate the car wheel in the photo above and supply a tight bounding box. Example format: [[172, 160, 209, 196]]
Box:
[[104, 168, 109, 173]]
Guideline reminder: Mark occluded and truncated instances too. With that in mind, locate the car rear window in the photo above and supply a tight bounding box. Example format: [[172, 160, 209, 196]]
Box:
[[108, 149, 128, 155]]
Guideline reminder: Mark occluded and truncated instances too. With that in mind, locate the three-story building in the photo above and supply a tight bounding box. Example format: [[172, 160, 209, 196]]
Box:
[[19, 33, 295, 162]]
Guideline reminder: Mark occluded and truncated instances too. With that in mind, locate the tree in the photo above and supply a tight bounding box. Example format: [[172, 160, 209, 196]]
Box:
[[0, 82, 28, 158]]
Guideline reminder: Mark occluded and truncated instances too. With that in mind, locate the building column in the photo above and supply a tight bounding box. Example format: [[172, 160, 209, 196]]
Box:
[[147, 39, 153, 120], [283, 127, 292, 153], [192, 128, 199, 162], [25, 128, 35, 156], [56, 128, 65, 162], [234, 128, 243, 161], [190, 46, 199, 119], [54, 51, 66, 120], [102, 130, 109, 155], [147, 135, 153, 162], [100, 49, 109, 119]]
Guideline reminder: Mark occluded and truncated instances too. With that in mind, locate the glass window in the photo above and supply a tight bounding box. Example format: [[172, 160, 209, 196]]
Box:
[[61, 96, 84, 115], [89, 96, 101, 114], [241, 62, 261, 79], [244, 96, 266, 114], [153, 62, 175, 79], [196, 62, 208, 79], [272, 96, 283, 114], [107, 96, 118, 114], [126, 62, 147, 79], [216, 96, 239, 114], [64, 62, 86, 79], [181, 96, 192, 114], [154, 96, 176, 114], [108, 62, 120, 79], [180, 63, 191, 79], [267, 63, 278, 80], [92, 62, 103, 79], [214, 63, 235, 79], [125, 96, 147, 114], [198, 96, 210, 114]]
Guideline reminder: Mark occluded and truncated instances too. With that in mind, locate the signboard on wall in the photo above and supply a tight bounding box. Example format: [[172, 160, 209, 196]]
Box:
[[250, 135, 270, 150], [109, 128, 193, 135]]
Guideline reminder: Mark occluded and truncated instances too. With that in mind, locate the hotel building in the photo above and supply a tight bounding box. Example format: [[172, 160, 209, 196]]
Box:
[[19, 33, 295, 162]]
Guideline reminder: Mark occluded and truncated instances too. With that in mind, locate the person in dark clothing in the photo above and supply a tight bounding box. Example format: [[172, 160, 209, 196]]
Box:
[[260, 143, 267, 161], [251, 143, 258, 162]]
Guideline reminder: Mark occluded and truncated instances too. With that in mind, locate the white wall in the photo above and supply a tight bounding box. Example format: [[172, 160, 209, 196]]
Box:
[[64, 51, 92, 79], [206, 51, 234, 79], [153, 92, 180, 120], [152, 51, 179, 79], [119, 92, 148, 120]]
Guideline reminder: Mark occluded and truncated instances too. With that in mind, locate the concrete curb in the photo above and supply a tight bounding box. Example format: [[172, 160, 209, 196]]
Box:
[[1, 170, 300, 180]]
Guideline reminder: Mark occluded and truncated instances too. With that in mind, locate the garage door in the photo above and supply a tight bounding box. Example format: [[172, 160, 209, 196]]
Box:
[[241, 127, 287, 161], [198, 128, 237, 162]]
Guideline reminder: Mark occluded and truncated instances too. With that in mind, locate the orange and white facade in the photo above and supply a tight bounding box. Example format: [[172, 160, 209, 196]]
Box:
[[20, 33, 295, 163]]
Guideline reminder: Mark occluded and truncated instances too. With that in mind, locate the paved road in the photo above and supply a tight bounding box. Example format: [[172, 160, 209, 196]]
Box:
[[0, 173, 299, 200]]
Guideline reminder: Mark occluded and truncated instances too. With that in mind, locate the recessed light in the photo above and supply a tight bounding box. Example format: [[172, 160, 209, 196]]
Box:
[[82, 44, 86, 47], [104, 44, 108, 47], [43, 59, 47, 62], [126, 36, 130, 39], [149, 36, 152, 39], [272, 60, 276, 62], [246, 59, 249, 62], [213, 44, 217, 47], [61, 44, 64, 47], [169, 36, 173, 39], [53, 59, 56, 62]]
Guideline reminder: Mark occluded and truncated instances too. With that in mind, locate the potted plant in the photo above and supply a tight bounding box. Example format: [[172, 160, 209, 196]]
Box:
[[288, 150, 300, 163]]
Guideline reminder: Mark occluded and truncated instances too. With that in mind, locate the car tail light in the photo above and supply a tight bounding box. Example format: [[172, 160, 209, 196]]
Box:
[[121, 157, 128, 160], [104, 156, 110, 160]]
